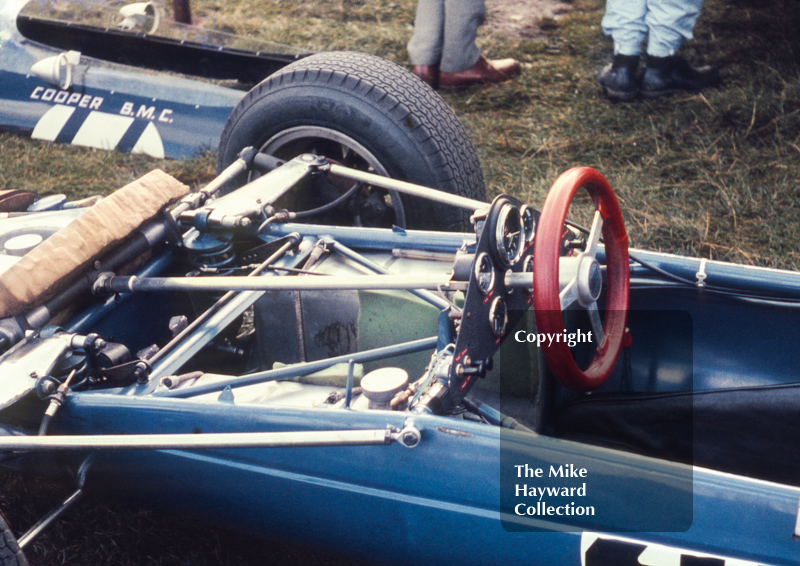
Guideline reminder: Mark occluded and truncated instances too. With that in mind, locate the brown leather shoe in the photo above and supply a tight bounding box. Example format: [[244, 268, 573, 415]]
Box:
[[412, 65, 439, 89], [439, 56, 521, 90]]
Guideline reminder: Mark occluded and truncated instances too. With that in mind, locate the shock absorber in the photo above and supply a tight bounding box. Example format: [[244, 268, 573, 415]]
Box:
[[182, 230, 236, 270]]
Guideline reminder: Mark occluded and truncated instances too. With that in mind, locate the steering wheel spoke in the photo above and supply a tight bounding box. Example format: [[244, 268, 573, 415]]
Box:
[[559, 278, 580, 310], [586, 210, 603, 258], [585, 301, 605, 347]]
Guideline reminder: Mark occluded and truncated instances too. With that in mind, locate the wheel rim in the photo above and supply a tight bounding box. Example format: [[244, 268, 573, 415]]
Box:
[[257, 126, 407, 228]]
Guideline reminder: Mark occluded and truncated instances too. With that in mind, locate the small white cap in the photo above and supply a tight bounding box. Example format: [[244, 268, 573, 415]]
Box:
[[361, 367, 409, 407]]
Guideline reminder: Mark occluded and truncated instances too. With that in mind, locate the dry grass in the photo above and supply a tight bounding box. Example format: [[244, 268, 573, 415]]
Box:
[[5, 0, 800, 268], [0, 469, 367, 566], [2, 0, 800, 563]]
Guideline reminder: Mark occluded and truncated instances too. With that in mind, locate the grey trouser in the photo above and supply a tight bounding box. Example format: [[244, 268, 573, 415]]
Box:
[[407, 0, 485, 73]]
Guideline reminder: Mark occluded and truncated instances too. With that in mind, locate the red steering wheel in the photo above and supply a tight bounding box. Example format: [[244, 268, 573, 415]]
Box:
[[533, 167, 629, 391]]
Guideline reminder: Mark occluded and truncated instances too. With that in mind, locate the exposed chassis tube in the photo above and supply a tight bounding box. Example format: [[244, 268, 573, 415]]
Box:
[[0, 428, 399, 451], [95, 273, 541, 295], [328, 163, 487, 212], [155, 336, 438, 398], [95, 273, 462, 294]]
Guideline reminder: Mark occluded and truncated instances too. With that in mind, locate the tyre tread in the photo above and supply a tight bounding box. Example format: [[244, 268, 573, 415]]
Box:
[[0, 513, 27, 566], [219, 52, 485, 229]]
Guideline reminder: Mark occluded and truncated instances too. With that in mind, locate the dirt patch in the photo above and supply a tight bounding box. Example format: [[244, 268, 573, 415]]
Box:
[[484, 0, 573, 39]]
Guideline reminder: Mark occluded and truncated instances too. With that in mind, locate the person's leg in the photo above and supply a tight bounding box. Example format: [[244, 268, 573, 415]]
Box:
[[644, 0, 703, 57], [407, 0, 445, 66], [640, 0, 719, 97], [601, 0, 647, 56], [439, 0, 484, 73], [436, 0, 520, 88], [596, 0, 647, 101], [412, 0, 519, 89]]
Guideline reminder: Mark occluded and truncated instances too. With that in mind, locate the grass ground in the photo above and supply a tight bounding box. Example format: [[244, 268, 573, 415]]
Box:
[[1, 0, 799, 563], [4, 0, 800, 267]]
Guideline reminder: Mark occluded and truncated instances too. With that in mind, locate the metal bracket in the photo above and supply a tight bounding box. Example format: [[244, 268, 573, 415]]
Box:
[[695, 258, 708, 288], [17, 455, 93, 550], [217, 385, 235, 404], [390, 421, 422, 449]]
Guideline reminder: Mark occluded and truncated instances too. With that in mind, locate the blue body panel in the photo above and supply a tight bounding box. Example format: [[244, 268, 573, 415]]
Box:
[[0, 65, 242, 159], [26, 238, 796, 566], [0, 0, 244, 158], [53, 392, 800, 566], [624, 249, 800, 392], [0, 199, 797, 564]]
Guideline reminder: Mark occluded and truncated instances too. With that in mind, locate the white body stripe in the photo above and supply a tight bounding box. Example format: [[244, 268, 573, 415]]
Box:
[[71, 112, 133, 151], [32, 105, 165, 158], [132, 121, 165, 159], [581, 533, 769, 566], [31, 105, 74, 141]]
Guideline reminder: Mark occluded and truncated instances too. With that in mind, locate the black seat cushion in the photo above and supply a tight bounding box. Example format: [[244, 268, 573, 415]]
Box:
[[555, 383, 800, 486]]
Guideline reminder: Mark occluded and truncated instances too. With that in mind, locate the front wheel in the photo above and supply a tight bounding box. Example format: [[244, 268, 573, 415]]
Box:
[[217, 51, 485, 230]]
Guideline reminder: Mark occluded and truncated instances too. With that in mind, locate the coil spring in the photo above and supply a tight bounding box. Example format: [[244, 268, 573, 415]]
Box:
[[183, 230, 236, 270]]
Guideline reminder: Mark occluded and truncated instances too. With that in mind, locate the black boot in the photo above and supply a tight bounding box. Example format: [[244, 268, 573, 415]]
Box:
[[641, 55, 720, 98], [596, 54, 640, 102]]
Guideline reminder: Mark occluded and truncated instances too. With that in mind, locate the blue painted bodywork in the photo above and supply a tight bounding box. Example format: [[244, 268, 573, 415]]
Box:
[[47, 391, 800, 565], [22, 240, 800, 565], [0, 0, 246, 158], [2, 167, 800, 565]]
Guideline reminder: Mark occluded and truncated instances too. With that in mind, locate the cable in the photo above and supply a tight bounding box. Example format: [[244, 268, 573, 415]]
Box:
[[38, 369, 77, 436], [257, 181, 363, 235], [291, 181, 362, 220], [558, 210, 800, 305]]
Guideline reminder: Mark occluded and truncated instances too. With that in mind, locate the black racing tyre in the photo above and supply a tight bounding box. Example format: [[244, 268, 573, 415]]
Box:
[[0, 512, 27, 566], [217, 51, 485, 230]]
